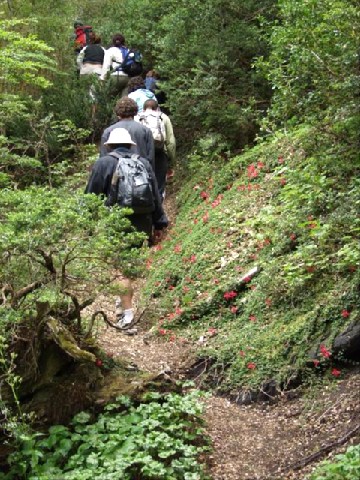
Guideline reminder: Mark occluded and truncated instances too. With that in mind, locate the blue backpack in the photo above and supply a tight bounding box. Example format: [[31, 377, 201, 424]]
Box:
[[118, 47, 143, 77]]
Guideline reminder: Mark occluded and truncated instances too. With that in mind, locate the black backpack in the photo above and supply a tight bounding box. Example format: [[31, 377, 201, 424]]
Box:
[[117, 47, 143, 77], [108, 152, 155, 214]]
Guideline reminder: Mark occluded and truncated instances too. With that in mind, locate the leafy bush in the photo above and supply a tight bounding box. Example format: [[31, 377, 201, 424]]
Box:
[[309, 444, 360, 480], [3, 391, 210, 480]]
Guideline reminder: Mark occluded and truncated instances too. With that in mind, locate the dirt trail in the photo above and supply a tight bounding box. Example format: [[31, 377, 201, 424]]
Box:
[[94, 191, 360, 480]]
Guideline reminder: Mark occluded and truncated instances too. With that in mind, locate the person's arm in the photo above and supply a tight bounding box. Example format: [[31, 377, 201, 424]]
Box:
[[100, 48, 113, 80], [100, 129, 109, 157], [76, 46, 86, 68], [163, 115, 176, 166], [145, 129, 155, 170]]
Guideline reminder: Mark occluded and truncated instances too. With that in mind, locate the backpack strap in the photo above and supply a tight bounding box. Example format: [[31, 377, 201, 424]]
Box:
[[108, 151, 136, 160]]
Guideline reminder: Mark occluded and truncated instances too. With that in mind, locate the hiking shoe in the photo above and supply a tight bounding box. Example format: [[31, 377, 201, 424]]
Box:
[[116, 315, 135, 330]]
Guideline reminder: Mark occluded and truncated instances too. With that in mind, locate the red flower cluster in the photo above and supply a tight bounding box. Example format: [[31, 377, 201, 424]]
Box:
[[95, 358, 103, 367], [224, 291, 237, 300], [247, 164, 259, 179], [341, 309, 350, 318], [249, 315, 256, 322], [208, 327, 217, 336], [202, 212, 209, 223], [200, 191, 209, 200], [331, 368, 341, 377], [247, 362, 256, 370], [320, 344, 331, 359], [230, 306, 238, 314], [174, 244, 182, 253]]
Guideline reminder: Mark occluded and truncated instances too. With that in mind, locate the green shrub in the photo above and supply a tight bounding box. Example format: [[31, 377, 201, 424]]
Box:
[[309, 444, 360, 480], [2, 391, 210, 480]]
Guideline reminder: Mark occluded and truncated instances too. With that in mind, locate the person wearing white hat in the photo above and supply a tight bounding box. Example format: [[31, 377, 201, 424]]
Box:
[[100, 97, 155, 169], [85, 128, 168, 329]]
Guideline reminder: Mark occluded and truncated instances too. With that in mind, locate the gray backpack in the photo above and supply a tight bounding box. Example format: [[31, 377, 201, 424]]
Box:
[[108, 152, 155, 214]]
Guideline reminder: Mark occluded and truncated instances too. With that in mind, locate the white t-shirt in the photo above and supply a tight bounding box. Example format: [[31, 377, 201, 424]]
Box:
[[100, 46, 127, 80]]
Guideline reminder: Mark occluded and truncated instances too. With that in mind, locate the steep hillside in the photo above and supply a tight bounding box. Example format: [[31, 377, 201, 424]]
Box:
[[141, 123, 359, 397]]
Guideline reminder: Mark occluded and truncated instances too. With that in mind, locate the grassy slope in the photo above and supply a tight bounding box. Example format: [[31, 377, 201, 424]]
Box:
[[142, 123, 359, 394]]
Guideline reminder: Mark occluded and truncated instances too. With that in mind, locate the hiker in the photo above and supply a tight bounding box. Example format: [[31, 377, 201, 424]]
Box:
[[85, 128, 168, 329], [77, 33, 105, 76], [145, 70, 167, 112], [137, 99, 176, 199], [100, 33, 129, 98], [100, 97, 155, 169], [127, 76, 157, 114], [73, 21, 92, 54]]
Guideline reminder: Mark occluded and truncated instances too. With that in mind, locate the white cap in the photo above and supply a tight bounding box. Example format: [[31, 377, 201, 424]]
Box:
[[104, 128, 136, 146]]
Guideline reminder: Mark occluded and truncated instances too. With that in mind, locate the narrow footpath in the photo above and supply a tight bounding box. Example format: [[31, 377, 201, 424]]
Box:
[[93, 192, 360, 480]]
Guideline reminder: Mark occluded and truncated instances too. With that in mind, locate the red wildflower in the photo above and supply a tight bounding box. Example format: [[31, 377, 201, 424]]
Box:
[[175, 307, 183, 315], [331, 368, 341, 377], [290, 233, 296, 241], [313, 359, 320, 367], [230, 306, 238, 314], [247, 184, 252, 191], [183, 286, 190, 293], [320, 344, 331, 359], [247, 164, 259, 179], [194, 218, 199, 224], [257, 161, 265, 169], [208, 327, 217, 336], [247, 362, 256, 370], [224, 291, 237, 300], [341, 309, 350, 318], [174, 244, 182, 253], [200, 191, 209, 200], [237, 184, 246, 191], [153, 244, 163, 251], [278, 156, 284, 164], [249, 315, 256, 322], [169, 335, 176, 342], [189, 255, 197, 263], [243, 276, 251, 283], [168, 285, 175, 290], [158, 328, 167, 335], [167, 312, 176, 321], [95, 358, 103, 367], [202, 212, 209, 223]]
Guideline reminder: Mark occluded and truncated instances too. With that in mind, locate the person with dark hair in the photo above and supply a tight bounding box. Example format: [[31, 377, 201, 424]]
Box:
[[139, 99, 176, 199], [128, 76, 156, 114], [100, 97, 155, 168], [85, 128, 168, 330], [77, 32, 105, 76], [100, 33, 129, 97]]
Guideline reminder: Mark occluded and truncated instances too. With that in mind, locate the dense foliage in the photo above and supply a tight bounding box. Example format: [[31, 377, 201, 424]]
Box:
[[3, 391, 209, 480], [140, 0, 359, 394], [0, 0, 359, 477], [309, 444, 360, 480]]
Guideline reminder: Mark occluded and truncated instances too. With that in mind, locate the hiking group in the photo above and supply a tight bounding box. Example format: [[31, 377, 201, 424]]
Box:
[[76, 22, 176, 331]]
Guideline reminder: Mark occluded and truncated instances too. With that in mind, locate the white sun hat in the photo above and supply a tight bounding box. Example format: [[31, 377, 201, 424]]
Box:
[[104, 128, 137, 146]]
